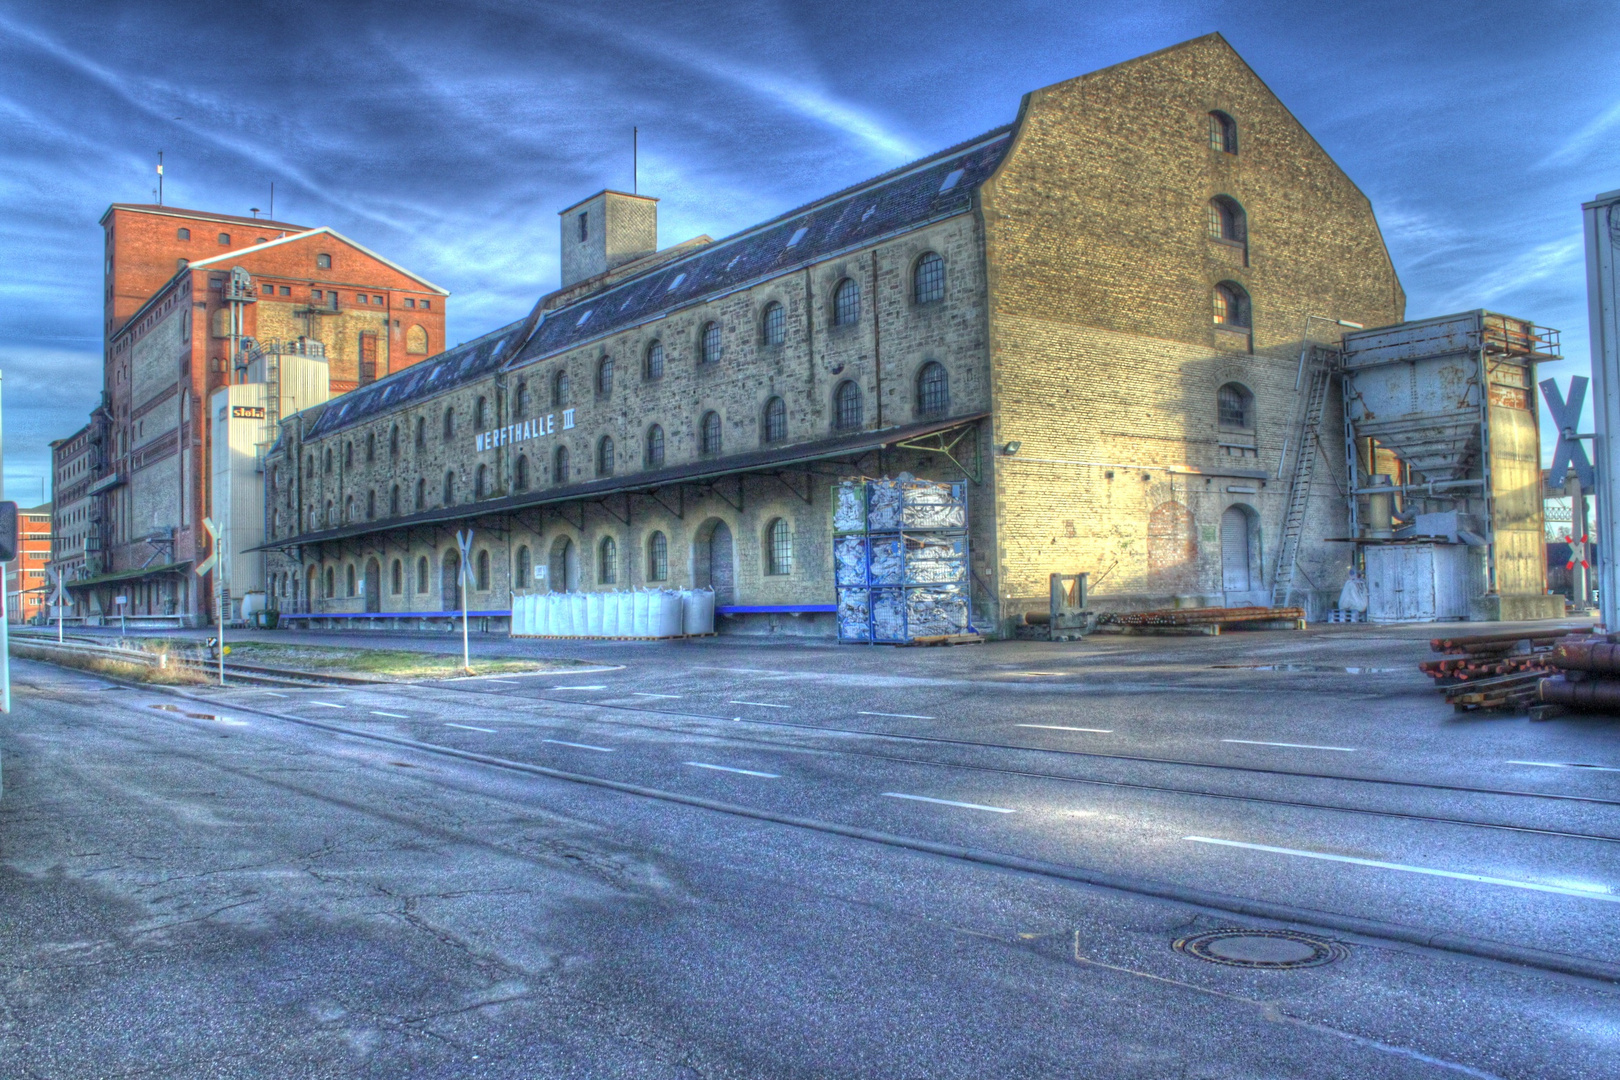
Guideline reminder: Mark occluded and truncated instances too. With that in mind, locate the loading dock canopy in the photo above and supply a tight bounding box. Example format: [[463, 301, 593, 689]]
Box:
[[63, 561, 191, 590], [252, 413, 988, 552]]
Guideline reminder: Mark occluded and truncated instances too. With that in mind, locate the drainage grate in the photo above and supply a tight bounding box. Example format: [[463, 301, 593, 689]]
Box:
[[1173, 929, 1347, 969]]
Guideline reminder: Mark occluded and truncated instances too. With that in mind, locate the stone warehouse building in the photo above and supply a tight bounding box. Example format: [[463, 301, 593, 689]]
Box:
[[262, 34, 1405, 633], [61, 204, 447, 623]]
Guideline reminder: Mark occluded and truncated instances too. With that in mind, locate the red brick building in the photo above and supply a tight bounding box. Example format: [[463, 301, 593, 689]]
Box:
[[69, 205, 447, 624], [7, 505, 53, 624]]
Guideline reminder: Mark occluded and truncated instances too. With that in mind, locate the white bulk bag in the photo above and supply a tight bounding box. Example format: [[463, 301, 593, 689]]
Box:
[[540, 593, 556, 637], [653, 591, 684, 637], [554, 593, 575, 637], [631, 590, 651, 637], [528, 594, 543, 637], [570, 592, 588, 636], [602, 591, 621, 637], [683, 588, 716, 635], [585, 592, 604, 637]]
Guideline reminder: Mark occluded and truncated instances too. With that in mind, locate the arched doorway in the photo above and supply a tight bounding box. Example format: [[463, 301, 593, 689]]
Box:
[[364, 558, 381, 613], [694, 518, 735, 606], [441, 549, 461, 612], [1221, 504, 1263, 606], [306, 565, 318, 611], [548, 536, 578, 592]]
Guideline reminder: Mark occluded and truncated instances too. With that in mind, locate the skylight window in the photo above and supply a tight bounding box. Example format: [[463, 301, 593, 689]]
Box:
[[666, 273, 686, 291], [939, 169, 965, 192], [861, 205, 876, 221], [787, 226, 808, 247], [576, 308, 593, 326]]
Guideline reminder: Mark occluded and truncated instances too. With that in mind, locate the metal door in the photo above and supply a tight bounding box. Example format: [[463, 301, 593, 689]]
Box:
[[710, 521, 735, 606], [441, 551, 461, 612], [549, 539, 577, 592], [364, 558, 380, 613], [1221, 506, 1250, 591]]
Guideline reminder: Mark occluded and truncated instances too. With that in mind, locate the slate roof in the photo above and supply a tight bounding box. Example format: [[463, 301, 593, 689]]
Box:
[[508, 126, 1013, 369]]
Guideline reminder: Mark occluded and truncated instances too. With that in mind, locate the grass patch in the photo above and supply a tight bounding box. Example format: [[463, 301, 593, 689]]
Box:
[[12, 642, 208, 685], [213, 642, 583, 681]]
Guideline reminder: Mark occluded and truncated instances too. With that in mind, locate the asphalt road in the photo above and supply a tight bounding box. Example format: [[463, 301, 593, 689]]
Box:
[[2, 624, 1618, 1078]]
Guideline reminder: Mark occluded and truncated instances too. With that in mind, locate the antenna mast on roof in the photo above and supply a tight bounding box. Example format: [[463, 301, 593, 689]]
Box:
[[269, 182, 274, 221], [156, 150, 164, 206], [633, 127, 637, 195]]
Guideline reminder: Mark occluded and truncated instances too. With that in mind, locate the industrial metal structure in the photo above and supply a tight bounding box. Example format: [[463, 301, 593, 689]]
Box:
[[1584, 188, 1620, 630]]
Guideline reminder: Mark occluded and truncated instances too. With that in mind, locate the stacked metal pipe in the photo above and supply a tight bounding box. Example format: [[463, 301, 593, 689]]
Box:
[[1420, 630, 1569, 712], [1539, 639, 1620, 711]]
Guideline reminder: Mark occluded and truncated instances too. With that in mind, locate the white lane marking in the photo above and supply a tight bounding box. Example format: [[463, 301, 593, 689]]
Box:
[[371, 710, 408, 719], [446, 722, 497, 733], [633, 692, 681, 698], [1509, 760, 1620, 772], [859, 711, 935, 720], [552, 685, 607, 690], [1222, 739, 1355, 752], [310, 701, 348, 709], [262, 692, 290, 698], [1009, 671, 1066, 677], [485, 679, 520, 686], [1185, 836, 1620, 903], [545, 738, 614, 752], [1019, 724, 1112, 733], [729, 700, 789, 709], [883, 792, 1016, 814], [685, 761, 779, 778]]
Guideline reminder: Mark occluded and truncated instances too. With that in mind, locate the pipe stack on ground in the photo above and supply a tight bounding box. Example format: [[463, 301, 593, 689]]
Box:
[[1419, 629, 1573, 712], [1539, 639, 1620, 712]]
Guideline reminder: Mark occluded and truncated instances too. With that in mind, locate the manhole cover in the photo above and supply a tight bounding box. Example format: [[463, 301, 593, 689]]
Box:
[[1173, 929, 1347, 969]]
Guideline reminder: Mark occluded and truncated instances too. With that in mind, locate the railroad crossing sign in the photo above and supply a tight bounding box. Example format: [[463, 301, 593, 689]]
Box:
[[195, 517, 225, 685], [1541, 376, 1596, 490], [194, 517, 221, 578], [455, 529, 476, 585]]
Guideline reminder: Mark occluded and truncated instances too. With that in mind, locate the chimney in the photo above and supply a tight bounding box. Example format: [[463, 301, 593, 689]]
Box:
[[558, 190, 658, 289]]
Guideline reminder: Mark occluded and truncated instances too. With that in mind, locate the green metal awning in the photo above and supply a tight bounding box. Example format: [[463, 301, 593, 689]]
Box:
[[63, 561, 192, 590]]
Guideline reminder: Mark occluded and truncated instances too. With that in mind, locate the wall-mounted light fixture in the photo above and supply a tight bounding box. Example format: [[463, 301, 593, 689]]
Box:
[[1003, 441, 1021, 455]]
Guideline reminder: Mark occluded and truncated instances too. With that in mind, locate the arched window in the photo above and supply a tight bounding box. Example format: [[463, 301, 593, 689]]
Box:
[[324, 499, 333, 526], [700, 411, 722, 456], [598, 537, 617, 584], [1213, 282, 1251, 329], [344, 441, 354, 468], [766, 518, 793, 575], [365, 432, 376, 462], [1218, 383, 1255, 430], [762, 302, 786, 345], [834, 381, 863, 430], [365, 489, 376, 519], [317, 252, 332, 269], [443, 470, 456, 505], [513, 381, 528, 419], [346, 563, 356, 597], [833, 278, 861, 326], [1208, 197, 1246, 244], [700, 321, 722, 365], [516, 545, 531, 588], [344, 494, 353, 522], [177, 227, 190, 240], [645, 340, 664, 380], [763, 397, 786, 443], [390, 485, 400, 516], [307, 454, 315, 478], [442, 406, 454, 440], [475, 396, 488, 428], [475, 549, 490, 591], [913, 252, 945, 304], [324, 448, 333, 473], [1209, 111, 1238, 154], [515, 454, 530, 491], [552, 368, 569, 407], [391, 559, 403, 595], [597, 436, 615, 477], [917, 361, 949, 416], [554, 444, 570, 485], [645, 425, 665, 468], [415, 477, 426, 510], [389, 423, 399, 458], [597, 356, 613, 397], [475, 463, 487, 499], [415, 416, 425, 450], [406, 325, 429, 354], [647, 531, 669, 582], [325, 566, 335, 598], [417, 556, 430, 593], [219, 232, 231, 246]]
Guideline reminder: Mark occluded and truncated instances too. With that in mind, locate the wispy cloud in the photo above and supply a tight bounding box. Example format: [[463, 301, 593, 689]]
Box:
[[1438, 235, 1584, 310], [1539, 97, 1620, 169]]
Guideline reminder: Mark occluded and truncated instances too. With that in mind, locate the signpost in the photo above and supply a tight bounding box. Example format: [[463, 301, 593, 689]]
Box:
[[455, 529, 475, 673], [46, 567, 63, 644], [0, 499, 16, 715], [115, 595, 127, 636], [196, 517, 224, 685]]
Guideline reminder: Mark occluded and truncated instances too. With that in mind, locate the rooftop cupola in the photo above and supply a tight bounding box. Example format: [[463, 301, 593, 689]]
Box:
[[558, 190, 658, 289]]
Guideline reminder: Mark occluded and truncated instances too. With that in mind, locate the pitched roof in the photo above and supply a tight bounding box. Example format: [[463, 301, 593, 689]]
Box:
[[187, 225, 449, 294], [100, 203, 310, 232], [302, 319, 527, 440], [506, 126, 1014, 369]]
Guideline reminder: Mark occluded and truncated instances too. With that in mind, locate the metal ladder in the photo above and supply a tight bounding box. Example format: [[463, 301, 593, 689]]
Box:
[[1271, 345, 1334, 609]]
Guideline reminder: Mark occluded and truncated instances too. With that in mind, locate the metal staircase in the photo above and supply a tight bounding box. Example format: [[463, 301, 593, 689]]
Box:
[[1271, 344, 1335, 608]]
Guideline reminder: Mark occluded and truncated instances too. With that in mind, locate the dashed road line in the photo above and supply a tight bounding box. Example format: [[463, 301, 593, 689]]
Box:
[[1222, 739, 1355, 752], [446, 722, 497, 733], [371, 710, 409, 718], [310, 701, 348, 709], [1019, 724, 1112, 733], [545, 739, 615, 752], [553, 685, 608, 690], [686, 761, 780, 778], [633, 692, 682, 698], [1509, 760, 1620, 773], [882, 792, 1015, 814], [730, 700, 789, 709], [859, 711, 935, 720]]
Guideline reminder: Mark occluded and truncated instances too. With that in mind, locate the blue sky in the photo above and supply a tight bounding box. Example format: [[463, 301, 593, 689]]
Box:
[[2, 0, 1615, 501]]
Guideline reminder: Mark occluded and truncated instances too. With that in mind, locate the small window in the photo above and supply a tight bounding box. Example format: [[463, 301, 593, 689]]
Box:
[[833, 278, 861, 326], [914, 252, 945, 304], [552, 368, 569, 407], [834, 380, 863, 430], [647, 531, 669, 582], [1213, 281, 1252, 329], [390, 423, 400, 457], [316, 253, 332, 269], [324, 448, 333, 473], [346, 564, 356, 597], [554, 444, 570, 485], [405, 298, 416, 309], [177, 227, 190, 240], [1218, 383, 1254, 429], [645, 340, 664, 380], [762, 302, 786, 345], [516, 545, 532, 587], [260, 283, 272, 295], [476, 549, 490, 591], [373, 295, 383, 304], [515, 454, 530, 491], [415, 477, 426, 509], [392, 559, 403, 595], [578, 211, 589, 242], [325, 567, 335, 598], [700, 411, 722, 456], [597, 355, 613, 397], [766, 518, 793, 575], [443, 407, 454, 440], [443, 470, 456, 505], [1209, 111, 1238, 154], [417, 556, 429, 593], [916, 361, 949, 416], [365, 489, 376, 519], [700, 321, 722, 365], [218, 233, 231, 245], [763, 397, 786, 443], [475, 463, 487, 499], [390, 485, 400, 516], [279, 285, 290, 296], [366, 432, 376, 462], [513, 382, 528, 419], [1208, 197, 1246, 244], [597, 435, 615, 477], [645, 425, 665, 468], [475, 396, 488, 428], [598, 537, 617, 584], [357, 294, 368, 304], [313, 289, 324, 302], [420, 299, 430, 311]]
